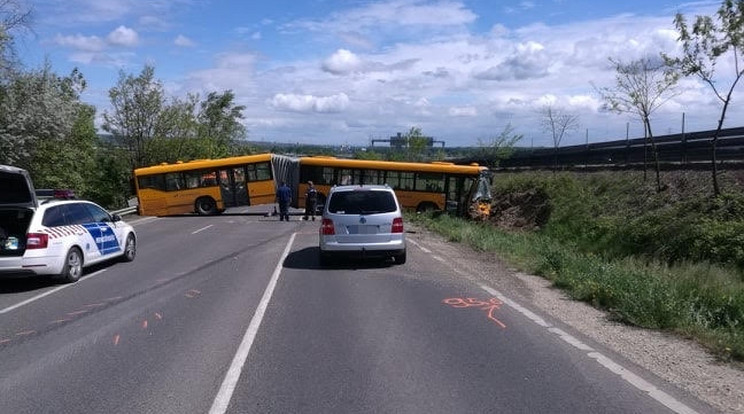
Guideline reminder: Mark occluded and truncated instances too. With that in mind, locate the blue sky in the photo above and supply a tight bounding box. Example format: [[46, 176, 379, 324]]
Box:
[[15, 0, 742, 146]]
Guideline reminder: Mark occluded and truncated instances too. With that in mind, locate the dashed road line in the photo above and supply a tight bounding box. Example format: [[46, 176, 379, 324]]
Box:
[[0, 269, 108, 316], [192, 225, 213, 235], [129, 216, 158, 226], [209, 232, 296, 414]]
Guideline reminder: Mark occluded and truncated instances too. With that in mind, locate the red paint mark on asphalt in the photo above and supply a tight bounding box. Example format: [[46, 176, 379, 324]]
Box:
[[142, 320, 148, 329], [154, 312, 162, 320], [113, 334, 120, 346], [15, 330, 36, 336], [443, 297, 507, 329]]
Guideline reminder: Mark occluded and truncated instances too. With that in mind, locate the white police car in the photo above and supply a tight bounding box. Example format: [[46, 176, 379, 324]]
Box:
[[0, 165, 137, 283]]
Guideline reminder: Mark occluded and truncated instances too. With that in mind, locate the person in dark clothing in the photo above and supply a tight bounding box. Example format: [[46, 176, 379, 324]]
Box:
[[303, 181, 318, 221], [276, 181, 292, 221]]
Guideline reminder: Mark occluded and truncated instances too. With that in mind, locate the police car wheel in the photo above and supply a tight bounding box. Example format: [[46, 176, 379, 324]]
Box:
[[59, 247, 83, 283], [122, 234, 136, 262]]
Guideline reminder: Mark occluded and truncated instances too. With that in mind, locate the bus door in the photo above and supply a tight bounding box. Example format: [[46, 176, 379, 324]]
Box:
[[218, 167, 249, 208], [445, 176, 465, 215]]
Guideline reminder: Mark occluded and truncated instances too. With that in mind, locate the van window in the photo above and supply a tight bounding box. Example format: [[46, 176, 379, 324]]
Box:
[[327, 190, 397, 214]]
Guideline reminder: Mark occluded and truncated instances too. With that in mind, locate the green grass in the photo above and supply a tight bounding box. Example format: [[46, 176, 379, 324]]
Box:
[[409, 209, 744, 362]]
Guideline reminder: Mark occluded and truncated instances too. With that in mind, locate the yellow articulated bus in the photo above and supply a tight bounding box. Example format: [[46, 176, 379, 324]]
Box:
[[296, 157, 491, 217], [133, 153, 275, 216]]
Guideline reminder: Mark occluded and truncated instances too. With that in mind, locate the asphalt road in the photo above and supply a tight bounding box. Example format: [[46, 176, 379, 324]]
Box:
[[0, 212, 716, 414]]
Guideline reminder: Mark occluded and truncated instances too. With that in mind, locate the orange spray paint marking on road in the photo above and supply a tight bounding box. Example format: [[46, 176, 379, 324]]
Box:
[[142, 320, 148, 329], [113, 334, 120, 346], [154, 312, 162, 320], [15, 330, 36, 336], [443, 297, 507, 329]]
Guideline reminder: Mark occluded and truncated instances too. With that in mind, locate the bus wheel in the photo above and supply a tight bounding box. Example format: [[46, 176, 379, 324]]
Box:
[[416, 202, 439, 213], [195, 197, 217, 215]]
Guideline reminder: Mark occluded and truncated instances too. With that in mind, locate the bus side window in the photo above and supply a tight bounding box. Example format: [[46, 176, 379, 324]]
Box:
[[246, 164, 258, 182], [322, 167, 334, 185], [138, 175, 166, 191], [256, 162, 272, 180], [183, 171, 202, 189], [385, 171, 400, 189], [399, 172, 414, 190], [165, 173, 184, 191]]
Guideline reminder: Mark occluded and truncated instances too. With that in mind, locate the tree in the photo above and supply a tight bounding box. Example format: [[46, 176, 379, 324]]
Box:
[[595, 57, 679, 191], [539, 103, 579, 170], [477, 123, 523, 167], [664, 0, 744, 196], [196, 90, 246, 157], [404, 126, 430, 162], [103, 65, 165, 169], [0, 0, 33, 76]]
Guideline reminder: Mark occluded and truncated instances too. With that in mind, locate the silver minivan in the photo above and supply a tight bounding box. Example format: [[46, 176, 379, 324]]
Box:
[[318, 185, 406, 266]]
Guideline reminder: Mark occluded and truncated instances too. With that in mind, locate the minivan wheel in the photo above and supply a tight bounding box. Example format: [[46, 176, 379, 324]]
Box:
[[394, 250, 407, 265], [59, 247, 83, 283], [122, 234, 136, 262]]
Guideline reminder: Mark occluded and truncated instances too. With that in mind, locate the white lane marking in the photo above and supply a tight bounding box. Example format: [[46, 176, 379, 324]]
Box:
[[480, 284, 551, 327], [407, 238, 432, 254], [588, 352, 698, 414], [479, 285, 697, 414], [548, 327, 594, 351], [209, 232, 296, 414], [128, 217, 158, 226], [192, 225, 213, 235], [0, 269, 108, 315]]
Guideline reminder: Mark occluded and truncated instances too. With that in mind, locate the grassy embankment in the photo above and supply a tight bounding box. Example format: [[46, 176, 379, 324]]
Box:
[[410, 171, 744, 361]]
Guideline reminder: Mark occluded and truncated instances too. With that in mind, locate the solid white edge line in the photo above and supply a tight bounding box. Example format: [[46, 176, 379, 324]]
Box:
[[478, 283, 698, 414], [0, 269, 108, 315], [128, 216, 158, 226], [407, 239, 432, 254], [192, 224, 214, 235], [208, 232, 296, 414]]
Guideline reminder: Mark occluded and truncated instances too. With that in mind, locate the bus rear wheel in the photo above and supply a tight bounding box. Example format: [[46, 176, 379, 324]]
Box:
[[195, 197, 217, 215], [416, 202, 439, 213]]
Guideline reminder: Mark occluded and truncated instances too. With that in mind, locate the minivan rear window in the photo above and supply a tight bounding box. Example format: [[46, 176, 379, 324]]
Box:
[[0, 172, 33, 204], [327, 190, 397, 214]]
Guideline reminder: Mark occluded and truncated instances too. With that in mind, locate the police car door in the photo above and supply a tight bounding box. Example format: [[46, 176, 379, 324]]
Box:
[[83, 203, 123, 259], [59, 203, 101, 264]]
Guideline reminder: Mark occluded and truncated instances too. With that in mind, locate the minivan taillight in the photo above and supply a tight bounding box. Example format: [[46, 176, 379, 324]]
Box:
[[391, 217, 404, 233], [26, 233, 49, 249], [321, 219, 335, 235]]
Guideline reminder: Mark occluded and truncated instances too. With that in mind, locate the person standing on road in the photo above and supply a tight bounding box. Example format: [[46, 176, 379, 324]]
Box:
[[276, 181, 292, 221], [303, 181, 318, 221]]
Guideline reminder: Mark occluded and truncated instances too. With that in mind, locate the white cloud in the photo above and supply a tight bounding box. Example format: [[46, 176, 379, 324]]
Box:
[[174, 34, 195, 47], [54, 34, 106, 52], [287, 0, 476, 32], [251, 32, 262, 40], [449, 106, 478, 117], [107, 25, 139, 47], [269, 93, 350, 113], [322, 49, 364, 75], [139, 15, 169, 31]]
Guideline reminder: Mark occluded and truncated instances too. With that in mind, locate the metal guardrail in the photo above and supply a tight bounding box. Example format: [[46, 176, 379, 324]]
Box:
[[111, 206, 138, 216]]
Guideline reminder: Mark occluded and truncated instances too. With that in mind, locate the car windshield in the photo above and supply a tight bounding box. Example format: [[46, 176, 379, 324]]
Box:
[[327, 190, 397, 214]]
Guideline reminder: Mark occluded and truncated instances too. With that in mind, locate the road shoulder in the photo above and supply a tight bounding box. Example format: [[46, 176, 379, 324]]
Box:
[[407, 224, 744, 414]]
